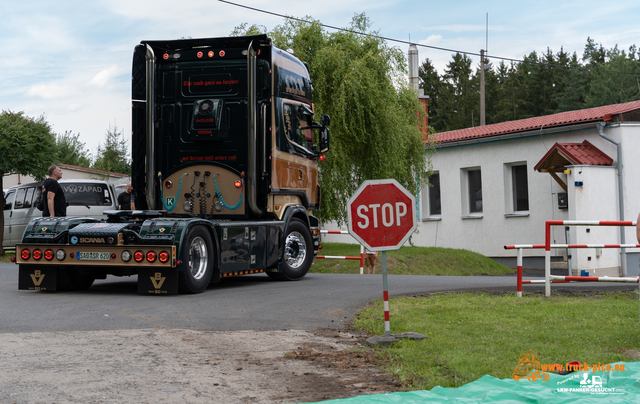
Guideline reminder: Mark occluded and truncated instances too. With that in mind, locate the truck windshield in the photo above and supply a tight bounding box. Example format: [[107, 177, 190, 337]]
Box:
[[61, 183, 113, 206]]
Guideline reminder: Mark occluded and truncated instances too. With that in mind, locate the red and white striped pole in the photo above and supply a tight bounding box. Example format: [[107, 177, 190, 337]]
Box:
[[517, 248, 523, 297], [382, 251, 391, 336]]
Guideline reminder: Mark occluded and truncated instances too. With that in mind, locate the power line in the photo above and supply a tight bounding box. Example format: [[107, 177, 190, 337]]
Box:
[[218, 0, 640, 76]]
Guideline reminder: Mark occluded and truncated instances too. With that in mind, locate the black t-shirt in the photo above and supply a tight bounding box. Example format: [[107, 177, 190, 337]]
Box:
[[118, 191, 132, 210], [42, 179, 67, 217]]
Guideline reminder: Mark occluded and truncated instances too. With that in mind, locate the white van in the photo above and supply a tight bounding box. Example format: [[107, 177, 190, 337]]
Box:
[[3, 179, 118, 249]]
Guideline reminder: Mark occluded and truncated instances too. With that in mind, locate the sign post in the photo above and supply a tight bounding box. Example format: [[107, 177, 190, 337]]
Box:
[[347, 179, 428, 346]]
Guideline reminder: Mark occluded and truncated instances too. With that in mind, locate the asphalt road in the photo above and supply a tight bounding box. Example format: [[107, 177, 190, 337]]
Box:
[[0, 262, 636, 334]]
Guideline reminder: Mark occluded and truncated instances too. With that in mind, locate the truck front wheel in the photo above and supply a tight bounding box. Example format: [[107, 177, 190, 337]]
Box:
[[178, 226, 214, 294], [268, 219, 313, 281]]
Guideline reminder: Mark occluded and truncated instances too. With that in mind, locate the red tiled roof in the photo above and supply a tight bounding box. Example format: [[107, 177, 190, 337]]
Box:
[[436, 100, 640, 144], [534, 140, 613, 172]]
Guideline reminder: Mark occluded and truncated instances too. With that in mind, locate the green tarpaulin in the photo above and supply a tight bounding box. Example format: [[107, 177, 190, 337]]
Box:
[[307, 361, 637, 403]]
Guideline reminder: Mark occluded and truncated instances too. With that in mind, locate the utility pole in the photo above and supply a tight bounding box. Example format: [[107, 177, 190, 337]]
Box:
[[480, 49, 486, 126]]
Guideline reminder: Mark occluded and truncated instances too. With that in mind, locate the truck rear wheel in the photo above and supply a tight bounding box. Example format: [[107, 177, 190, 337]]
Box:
[[178, 225, 214, 294], [57, 266, 95, 291], [268, 219, 313, 281]]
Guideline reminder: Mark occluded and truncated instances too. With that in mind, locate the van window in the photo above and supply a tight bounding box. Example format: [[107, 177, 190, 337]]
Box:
[[62, 183, 113, 206], [24, 187, 35, 209], [4, 191, 15, 210], [14, 188, 27, 209]]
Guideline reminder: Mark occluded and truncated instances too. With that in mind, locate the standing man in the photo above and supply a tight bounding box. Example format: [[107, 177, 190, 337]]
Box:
[[364, 248, 378, 274], [118, 183, 135, 210], [43, 165, 66, 218]]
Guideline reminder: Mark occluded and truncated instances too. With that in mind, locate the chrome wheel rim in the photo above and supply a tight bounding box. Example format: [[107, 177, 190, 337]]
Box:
[[188, 236, 208, 280], [285, 231, 307, 269]]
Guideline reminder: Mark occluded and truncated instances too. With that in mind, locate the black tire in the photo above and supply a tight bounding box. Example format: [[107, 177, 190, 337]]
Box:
[[57, 266, 95, 291], [178, 225, 214, 294], [269, 219, 313, 281]]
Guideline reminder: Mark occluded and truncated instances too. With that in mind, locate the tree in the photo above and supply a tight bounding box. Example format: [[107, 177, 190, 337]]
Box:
[[585, 44, 640, 107], [92, 123, 130, 175], [419, 59, 445, 131], [54, 131, 92, 168], [438, 53, 478, 130], [0, 110, 56, 255], [231, 14, 431, 225]]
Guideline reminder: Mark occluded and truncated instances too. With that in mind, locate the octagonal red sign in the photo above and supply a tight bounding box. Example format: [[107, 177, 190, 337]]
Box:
[[347, 179, 417, 251]]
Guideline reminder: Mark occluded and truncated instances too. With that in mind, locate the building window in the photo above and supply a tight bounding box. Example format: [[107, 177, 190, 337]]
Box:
[[512, 165, 529, 211], [428, 172, 441, 216], [468, 169, 482, 213]]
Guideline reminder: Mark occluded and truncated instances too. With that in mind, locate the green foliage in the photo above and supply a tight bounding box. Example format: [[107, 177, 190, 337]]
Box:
[[232, 14, 431, 225], [0, 110, 56, 255], [355, 291, 638, 390], [54, 131, 92, 168], [92, 123, 130, 175], [422, 38, 640, 132]]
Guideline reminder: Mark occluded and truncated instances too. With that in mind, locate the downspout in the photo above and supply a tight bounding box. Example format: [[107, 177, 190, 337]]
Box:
[[596, 122, 626, 276]]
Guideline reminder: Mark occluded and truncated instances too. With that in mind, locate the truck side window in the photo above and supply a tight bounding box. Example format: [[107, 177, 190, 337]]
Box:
[[282, 102, 314, 154], [4, 190, 15, 210], [14, 188, 26, 209]]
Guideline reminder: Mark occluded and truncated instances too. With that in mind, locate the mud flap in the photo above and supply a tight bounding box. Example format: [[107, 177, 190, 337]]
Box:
[[137, 269, 179, 295], [18, 265, 57, 291]]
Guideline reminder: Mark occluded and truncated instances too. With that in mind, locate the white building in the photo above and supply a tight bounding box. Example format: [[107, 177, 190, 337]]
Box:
[[323, 100, 640, 276], [413, 100, 640, 276]]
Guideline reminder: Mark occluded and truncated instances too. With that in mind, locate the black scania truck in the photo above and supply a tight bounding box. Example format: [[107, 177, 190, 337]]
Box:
[[15, 35, 330, 294]]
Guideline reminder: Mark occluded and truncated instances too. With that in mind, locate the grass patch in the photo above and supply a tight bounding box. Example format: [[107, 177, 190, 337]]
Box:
[[354, 290, 640, 390], [312, 243, 512, 276], [0, 250, 15, 264]]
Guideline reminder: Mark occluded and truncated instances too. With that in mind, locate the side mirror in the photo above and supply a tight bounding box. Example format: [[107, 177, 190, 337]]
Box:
[[318, 127, 330, 154]]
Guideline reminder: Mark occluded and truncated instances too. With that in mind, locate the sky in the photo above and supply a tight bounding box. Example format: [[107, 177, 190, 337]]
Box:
[[2, 0, 640, 159]]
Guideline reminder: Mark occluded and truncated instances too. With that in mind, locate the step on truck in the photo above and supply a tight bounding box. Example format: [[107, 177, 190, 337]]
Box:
[[15, 34, 330, 294]]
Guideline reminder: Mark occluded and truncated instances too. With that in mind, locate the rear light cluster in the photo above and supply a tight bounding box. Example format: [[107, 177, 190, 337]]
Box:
[[127, 250, 170, 264], [19, 248, 171, 264], [21, 249, 58, 261]]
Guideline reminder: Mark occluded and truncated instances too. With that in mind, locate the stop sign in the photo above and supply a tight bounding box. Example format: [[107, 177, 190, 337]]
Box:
[[347, 179, 417, 251]]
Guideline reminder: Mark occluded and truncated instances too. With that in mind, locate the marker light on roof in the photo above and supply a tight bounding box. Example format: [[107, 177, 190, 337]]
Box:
[[219, 50, 226, 57], [163, 53, 169, 60], [197, 51, 203, 58], [208, 51, 214, 57]]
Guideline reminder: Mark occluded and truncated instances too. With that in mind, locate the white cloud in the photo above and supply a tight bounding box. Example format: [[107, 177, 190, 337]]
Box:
[[88, 65, 119, 88], [421, 35, 443, 47], [23, 83, 75, 100]]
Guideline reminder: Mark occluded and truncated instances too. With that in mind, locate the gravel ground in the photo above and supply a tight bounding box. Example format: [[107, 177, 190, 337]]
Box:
[[0, 328, 399, 404]]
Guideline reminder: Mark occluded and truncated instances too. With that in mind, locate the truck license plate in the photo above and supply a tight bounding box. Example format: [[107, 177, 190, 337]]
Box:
[[77, 251, 111, 261]]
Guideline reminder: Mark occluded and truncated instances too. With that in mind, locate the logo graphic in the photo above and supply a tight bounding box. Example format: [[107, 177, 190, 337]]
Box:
[[79, 237, 106, 244], [30, 270, 45, 286], [151, 272, 166, 289], [580, 373, 603, 389], [71, 236, 78, 244], [513, 350, 549, 381], [165, 197, 175, 208]]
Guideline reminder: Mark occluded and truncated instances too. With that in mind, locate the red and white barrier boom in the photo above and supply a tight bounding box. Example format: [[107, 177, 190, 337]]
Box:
[[505, 242, 640, 297], [317, 230, 364, 274], [505, 220, 639, 297]]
